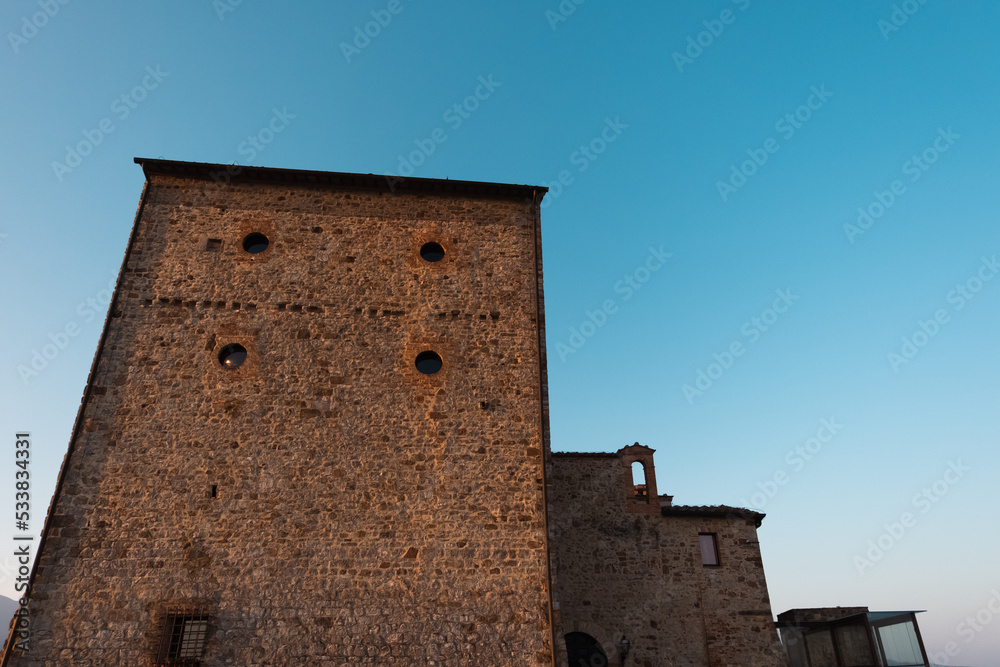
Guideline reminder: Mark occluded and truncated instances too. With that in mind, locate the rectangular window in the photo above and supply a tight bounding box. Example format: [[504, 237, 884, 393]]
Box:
[[156, 611, 210, 666], [699, 533, 720, 566], [875, 619, 925, 666]]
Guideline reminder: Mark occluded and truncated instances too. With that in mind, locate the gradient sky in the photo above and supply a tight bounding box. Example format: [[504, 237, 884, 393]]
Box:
[[1, 1, 998, 664]]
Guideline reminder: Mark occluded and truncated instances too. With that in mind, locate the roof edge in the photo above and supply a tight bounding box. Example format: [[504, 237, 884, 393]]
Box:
[[133, 158, 547, 200], [661, 504, 766, 527], [551, 451, 621, 458]]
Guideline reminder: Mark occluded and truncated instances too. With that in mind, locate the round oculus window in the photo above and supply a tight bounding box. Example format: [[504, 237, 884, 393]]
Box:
[[242, 233, 270, 254], [218, 343, 248, 369], [419, 242, 445, 262], [415, 350, 443, 375]]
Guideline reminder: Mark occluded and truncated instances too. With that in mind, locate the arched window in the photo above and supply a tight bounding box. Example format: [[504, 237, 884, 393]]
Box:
[[565, 632, 608, 667], [632, 461, 648, 501]]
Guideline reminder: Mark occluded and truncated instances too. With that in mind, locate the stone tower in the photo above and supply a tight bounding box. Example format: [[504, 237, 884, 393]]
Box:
[[4, 160, 554, 665]]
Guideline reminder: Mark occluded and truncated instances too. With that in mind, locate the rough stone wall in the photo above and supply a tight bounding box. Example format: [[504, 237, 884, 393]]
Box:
[[9, 171, 553, 665], [548, 453, 786, 667]]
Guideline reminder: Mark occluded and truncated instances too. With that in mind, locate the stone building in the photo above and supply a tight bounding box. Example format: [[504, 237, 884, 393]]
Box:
[[549, 446, 786, 666], [3, 159, 785, 666]]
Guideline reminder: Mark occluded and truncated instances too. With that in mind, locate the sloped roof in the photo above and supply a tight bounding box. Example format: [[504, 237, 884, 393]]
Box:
[[661, 504, 765, 527], [134, 157, 546, 200]]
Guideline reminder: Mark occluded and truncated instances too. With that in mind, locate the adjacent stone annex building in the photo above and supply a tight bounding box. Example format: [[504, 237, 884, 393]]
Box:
[[3, 159, 786, 666]]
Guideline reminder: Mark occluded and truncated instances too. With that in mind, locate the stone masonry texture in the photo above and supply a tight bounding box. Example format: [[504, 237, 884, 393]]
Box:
[[4, 161, 554, 665], [4, 160, 788, 666]]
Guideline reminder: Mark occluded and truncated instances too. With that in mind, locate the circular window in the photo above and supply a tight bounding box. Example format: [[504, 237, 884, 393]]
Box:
[[218, 343, 248, 369], [420, 242, 445, 262], [414, 351, 443, 375], [242, 233, 270, 254]]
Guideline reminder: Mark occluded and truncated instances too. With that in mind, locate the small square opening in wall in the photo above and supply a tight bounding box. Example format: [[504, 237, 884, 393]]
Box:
[[205, 238, 222, 251], [699, 533, 720, 566]]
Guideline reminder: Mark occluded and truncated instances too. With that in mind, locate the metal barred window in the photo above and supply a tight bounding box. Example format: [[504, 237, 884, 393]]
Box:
[[156, 611, 211, 666]]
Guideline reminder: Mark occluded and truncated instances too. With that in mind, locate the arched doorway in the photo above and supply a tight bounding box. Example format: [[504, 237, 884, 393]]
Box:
[[565, 631, 609, 667]]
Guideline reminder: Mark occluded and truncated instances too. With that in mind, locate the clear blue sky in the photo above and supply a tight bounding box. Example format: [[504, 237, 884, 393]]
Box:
[[1, 1, 998, 664]]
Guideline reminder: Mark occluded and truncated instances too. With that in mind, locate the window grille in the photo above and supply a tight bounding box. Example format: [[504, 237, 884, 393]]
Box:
[[156, 610, 210, 666]]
